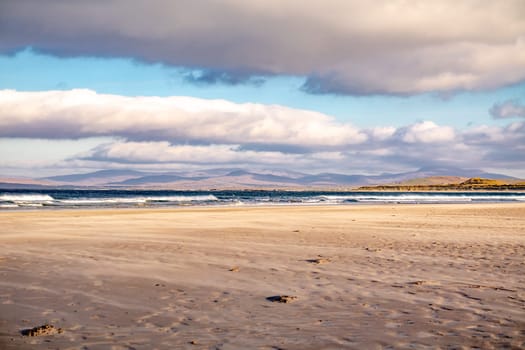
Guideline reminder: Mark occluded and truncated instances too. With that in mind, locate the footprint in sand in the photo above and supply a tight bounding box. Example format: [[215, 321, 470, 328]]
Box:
[[306, 256, 331, 264], [266, 295, 298, 303], [407, 280, 439, 286], [364, 247, 382, 252], [21, 324, 63, 336]]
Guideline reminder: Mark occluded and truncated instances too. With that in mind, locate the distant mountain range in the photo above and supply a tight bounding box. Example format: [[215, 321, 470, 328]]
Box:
[[0, 167, 520, 190]]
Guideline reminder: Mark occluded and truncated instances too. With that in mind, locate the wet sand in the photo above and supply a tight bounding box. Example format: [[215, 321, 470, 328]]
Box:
[[0, 203, 524, 349]]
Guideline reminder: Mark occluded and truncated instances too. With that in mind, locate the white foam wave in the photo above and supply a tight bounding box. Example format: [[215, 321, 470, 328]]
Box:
[[144, 195, 218, 202], [467, 195, 525, 201], [357, 197, 472, 203], [1, 191, 522, 210], [0, 194, 54, 201], [60, 198, 147, 204], [0, 203, 19, 208], [318, 194, 525, 203], [59, 194, 218, 205], [355, 195, 472, 203]]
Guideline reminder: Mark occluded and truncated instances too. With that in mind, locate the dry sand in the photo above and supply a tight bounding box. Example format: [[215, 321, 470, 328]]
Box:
[[0, 203, 524, 349]]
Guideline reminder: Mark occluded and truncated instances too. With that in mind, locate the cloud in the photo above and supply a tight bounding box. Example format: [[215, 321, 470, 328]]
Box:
[[1, 0, 524, 95], [463, 121, 525, 144], [82, 141, 302, 165], [182, 69, 265, 86], [354, 121, 525, 174], [0, 89, 367, 147], [397, 121, 456, 143], [490, 99, 525, 119], [460, 121, 525, 169], [1, 89, 523, 176], [74, 141, 351, 174], [369, 126, 396, 141], [80, 124, 525, 177]]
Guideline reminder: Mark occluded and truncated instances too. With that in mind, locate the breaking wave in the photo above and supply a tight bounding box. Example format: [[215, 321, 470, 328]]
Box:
[[0, 194, 54, 201], [1, 190, 523, 209]]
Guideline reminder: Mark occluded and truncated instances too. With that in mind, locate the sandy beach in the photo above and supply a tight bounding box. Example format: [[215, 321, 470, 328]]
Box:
[[0, 203, 524, 349]]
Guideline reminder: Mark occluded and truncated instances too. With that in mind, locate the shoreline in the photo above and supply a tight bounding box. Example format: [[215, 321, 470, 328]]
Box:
[[1, 203, 524, 349], [0, 197, 525, 214], [1, 200, 525, 214], [2, 190, 524, 212]]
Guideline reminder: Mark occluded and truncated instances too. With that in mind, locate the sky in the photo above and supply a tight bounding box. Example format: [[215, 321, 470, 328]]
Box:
[[0, 0, 524, 178]]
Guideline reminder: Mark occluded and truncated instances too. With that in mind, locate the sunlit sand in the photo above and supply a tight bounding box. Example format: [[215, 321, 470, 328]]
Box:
[[1, 203, 524, 349]]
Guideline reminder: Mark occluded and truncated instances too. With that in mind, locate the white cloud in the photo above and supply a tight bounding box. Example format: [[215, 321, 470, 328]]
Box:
[[1, 0, 524, 95], [370, 126, 396, 141], [84, 141, 305, 165], [0, 89, 367, 146], [463, 121, 525, 144], [72, 120, 524, 176], [1, 89, 524, 176], [463, 125, 507, 143], [399, 121, 456, 143]]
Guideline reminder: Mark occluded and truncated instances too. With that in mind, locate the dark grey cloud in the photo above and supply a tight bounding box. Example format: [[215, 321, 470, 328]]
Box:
[[490, 99, 525, 119], [300, 74, 367, 96], [182, 69, 265, 87], [1, 0, 524, 95]]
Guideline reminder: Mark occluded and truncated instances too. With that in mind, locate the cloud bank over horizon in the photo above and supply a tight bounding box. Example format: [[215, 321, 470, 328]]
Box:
[[1, 89, 523, 176], [1, 0, 524, 95]]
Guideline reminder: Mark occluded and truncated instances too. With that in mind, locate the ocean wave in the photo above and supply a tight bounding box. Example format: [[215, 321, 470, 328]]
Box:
[[358, 195, 525, 203], [354, 195, 472, 203], [60, 198, 147, 204], [1, 190, 523, 210], [59, 194, 219, 205], [143, 195, 218, 202], [0, 203, 19, 208], [0, 194, 55, 202], [316, 194, 525, 203], [18, 203, 44, 207]]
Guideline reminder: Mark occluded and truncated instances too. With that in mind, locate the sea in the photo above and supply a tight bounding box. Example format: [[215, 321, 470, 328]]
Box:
[[1, 189, 524, 209]]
